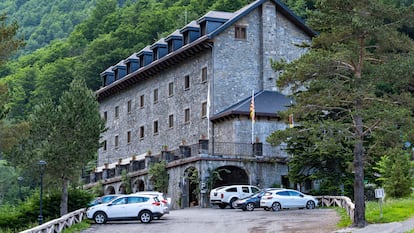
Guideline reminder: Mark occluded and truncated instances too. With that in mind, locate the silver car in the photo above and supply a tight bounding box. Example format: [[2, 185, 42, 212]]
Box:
[[260, 189, 318, 211]]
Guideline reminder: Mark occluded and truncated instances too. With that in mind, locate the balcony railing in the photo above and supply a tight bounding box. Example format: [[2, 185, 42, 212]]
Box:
[[84, 141, 286, 185]]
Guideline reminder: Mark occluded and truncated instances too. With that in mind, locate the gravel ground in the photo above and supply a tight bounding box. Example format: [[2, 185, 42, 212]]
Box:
[[81, 207, 340, 233]]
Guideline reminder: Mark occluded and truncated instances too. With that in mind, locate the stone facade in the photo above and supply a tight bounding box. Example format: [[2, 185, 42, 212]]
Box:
[[93, 0, 314, 208]]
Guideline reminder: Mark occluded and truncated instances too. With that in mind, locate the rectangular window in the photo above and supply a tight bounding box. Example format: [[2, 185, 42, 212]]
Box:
[[235, 25, 247, 40], [201, 102, 207, 118], [127, 131, 131, 143], [103, 140, 107, 151], [184, 75, 190, 90], [153, 120, 159, 135], [153, 88, 158, 104], [103, 111, 107, 122], [139, 126, 145, 139], [115, 135, 119, 148], [201, 67, 207, 83], [127, 100, 132, 113], [184, 108, 190, 123], [168, 82, 174, 97], [168, 114, 174, 128], [115, 106, 119, 118], [140, 95, 145, 108]]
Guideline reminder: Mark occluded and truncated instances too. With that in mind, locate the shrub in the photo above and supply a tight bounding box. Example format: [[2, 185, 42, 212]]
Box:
[[375, 151, 413, 198], [0, 188, 93, 231]]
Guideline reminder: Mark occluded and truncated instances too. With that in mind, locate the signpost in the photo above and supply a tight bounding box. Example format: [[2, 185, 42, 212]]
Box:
[[375, 188, 385, 218]]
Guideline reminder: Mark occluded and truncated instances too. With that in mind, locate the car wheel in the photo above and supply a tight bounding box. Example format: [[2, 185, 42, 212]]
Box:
[[139, 210, 152, 223], [246, 203, 255, 211], [218, 203, 227, 209], [229, 198, 238, 209], [271, 202, 281, 212], [306, 200, 316, 209], [93, 211, 107, 224]]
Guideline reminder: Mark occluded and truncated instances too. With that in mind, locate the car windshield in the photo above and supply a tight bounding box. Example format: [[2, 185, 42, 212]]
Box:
[[244, 190, 263, 199]]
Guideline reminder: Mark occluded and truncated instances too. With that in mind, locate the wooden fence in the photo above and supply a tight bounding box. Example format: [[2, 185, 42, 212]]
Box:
[[20, 208, 85, 233], [315, 196, 355, 222]]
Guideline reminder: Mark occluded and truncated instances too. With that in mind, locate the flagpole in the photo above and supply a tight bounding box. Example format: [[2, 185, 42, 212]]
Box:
[[250, 90, 255, 144]]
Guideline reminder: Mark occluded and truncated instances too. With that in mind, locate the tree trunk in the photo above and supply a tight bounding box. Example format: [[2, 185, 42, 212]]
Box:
[[60, 177, 69, 216], [352, 113, 367, 227], [352, 36, 367, 228]]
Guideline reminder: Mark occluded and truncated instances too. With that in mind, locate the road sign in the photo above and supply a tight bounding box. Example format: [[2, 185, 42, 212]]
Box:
[[375, 188, 385, 198]]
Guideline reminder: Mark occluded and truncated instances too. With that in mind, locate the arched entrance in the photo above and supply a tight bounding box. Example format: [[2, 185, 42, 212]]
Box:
[[104, 185, 115, 195], [119, 183, 126, 194], [132, 179, 145, 192], [211, 166, 249, 188], [182, 167, 199, 208]]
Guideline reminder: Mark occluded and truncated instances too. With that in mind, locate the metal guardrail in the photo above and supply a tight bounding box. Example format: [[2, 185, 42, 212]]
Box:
[[20, 208, 85, 233], [315, 196, 355, 222]]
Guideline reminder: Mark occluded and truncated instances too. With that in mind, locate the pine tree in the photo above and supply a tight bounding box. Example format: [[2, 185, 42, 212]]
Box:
[[269, 0, 414, 227], [0, 14, 25, 65], [52, 77, 105, 215], [25, 78, 105, 216]]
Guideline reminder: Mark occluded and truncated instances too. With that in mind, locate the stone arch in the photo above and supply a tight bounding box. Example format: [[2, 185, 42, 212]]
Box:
[[119, 183, 126, 194], [181, 166, 199, 208], [104, 185, 116, 195], [211, 165, 249, 188], [132, 178, 145, 192]]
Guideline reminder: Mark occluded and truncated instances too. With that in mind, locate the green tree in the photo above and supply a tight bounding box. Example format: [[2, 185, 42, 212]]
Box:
[[0, 14, 25, 64], [268, 0, 414, 227], [148, 161, 169, 194], [51, 77, 105, 215], [374, 150, 413, 198], [24, 78, 105, 216]]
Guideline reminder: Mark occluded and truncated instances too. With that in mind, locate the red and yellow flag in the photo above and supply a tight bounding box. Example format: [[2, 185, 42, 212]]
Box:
[[250, 93, 255, 123], [289, 113, 294, 128]]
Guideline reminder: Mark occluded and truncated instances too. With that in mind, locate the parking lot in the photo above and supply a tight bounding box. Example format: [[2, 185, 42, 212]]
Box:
[[81, 207, 340, 233]]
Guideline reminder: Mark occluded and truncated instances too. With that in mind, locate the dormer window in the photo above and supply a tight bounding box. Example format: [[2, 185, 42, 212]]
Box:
[[200, 21, 207, 36], [235, 25, 247, 40], [114, 69, 119, 81]]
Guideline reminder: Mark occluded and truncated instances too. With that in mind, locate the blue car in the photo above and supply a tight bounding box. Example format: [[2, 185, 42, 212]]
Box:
[[234, 188, 282, 211], [88, 194, 120, 207]]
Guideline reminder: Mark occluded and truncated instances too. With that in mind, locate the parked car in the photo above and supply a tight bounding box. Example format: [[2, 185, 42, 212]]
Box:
[[233, 188, 282, 211], [88, 194, 120, 207], [86, 194, 164, 224], [260, 189, 318, 211], [135, 191, 170, 217], [210, 185, 260, 209]]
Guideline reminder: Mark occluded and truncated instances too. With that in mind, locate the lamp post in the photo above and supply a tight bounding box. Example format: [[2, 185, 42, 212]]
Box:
[[38, 160, 47, 225], [17, 176, 24, 201]]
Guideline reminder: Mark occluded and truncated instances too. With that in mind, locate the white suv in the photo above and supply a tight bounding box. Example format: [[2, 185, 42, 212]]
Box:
[[135, 191, 170, 217], [86, 194, 163, 224], [210, 185, 260, 209]]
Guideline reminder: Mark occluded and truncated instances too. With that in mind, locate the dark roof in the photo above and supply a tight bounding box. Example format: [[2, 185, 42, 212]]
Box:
[[210, 90, 292, 122], [96, 0, 315, 100], [208, 0, 315, 38]]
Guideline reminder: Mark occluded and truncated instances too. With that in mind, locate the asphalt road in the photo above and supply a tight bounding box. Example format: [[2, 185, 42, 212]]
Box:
[[81, 207, 340, 233]]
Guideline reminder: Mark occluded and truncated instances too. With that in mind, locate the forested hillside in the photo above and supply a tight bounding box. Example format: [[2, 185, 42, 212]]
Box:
[[0, 0, 100, 56], [1, 0, 278, 120]]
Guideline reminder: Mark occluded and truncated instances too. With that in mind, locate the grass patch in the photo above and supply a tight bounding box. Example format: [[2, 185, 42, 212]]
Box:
[[335, 207, 352, 228], [61, 220, 90, 233], [335, 193, 414, 228], [365, 195, 414, 223]]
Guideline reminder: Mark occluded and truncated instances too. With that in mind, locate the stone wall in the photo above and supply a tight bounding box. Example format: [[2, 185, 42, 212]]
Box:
[[99, 52, 211, 166]]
